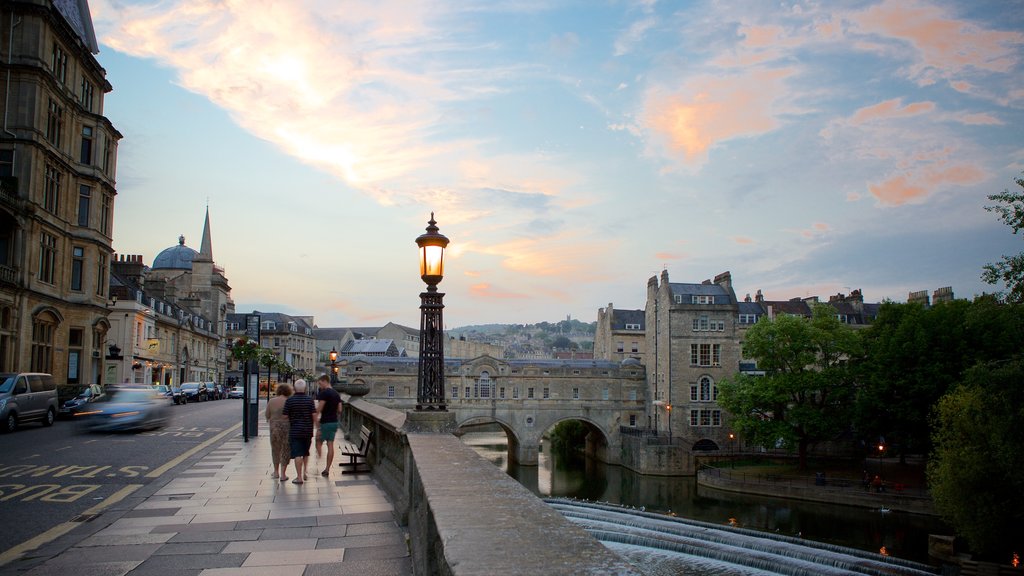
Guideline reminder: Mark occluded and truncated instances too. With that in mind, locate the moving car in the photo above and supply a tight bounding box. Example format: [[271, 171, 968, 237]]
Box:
[[206, 383, 224, 400], [75, 385, 170, 432], [58, 384, 105, 417], [179, 382, 208, 402], [227, 385, 244, 399], [0, 372, 58, 432], [153, 384, 184, 405]]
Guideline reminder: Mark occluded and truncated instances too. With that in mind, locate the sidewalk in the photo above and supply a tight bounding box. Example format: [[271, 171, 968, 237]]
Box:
[[10, 424, 412, 576]]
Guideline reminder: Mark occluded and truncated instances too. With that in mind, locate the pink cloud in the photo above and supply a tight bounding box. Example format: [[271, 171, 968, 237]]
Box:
[[731, 236, 755, 245], [469, 283, 528, 299], [868, 162, 986, 206], [852, 0, 1024, 81], [955, 112, 1002, 125], [849, 98, 935, 125], [654, 251, 687, 260], [643, 68, 793, 166]]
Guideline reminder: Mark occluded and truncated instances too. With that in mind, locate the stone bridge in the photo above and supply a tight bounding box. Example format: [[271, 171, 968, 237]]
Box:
[[337, 354, 647, 465]]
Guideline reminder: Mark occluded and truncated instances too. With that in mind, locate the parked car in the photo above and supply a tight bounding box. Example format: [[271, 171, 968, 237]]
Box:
[[227, 385, 244, 399], [0, 372, 59, 432], [75, 385, 170, 432], [152, 384, 184, 405], [179, 382, 208, 402], [205, 383, 224, 400], [169, 385, 186, 404], [58, 384, 105, 417]]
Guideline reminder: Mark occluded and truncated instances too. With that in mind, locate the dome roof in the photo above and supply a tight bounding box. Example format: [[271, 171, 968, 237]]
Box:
[[152, 235, 198, 270]]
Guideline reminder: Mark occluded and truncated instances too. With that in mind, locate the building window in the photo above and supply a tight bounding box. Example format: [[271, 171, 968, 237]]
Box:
[[451, 386, 458, 398], [102, 134, 113, 174], [261, 321, 275, 330], [572, 387, 579, 399], [616, 341, 624, 352], [31, 316, 55, 373], [94, 252, 106, 295], [464, 386, 471, 398], [674, 294, 682, 304], [387, 385, 395, 398], [542, 387, 550, 399], [512, 387, 519, 399], [68, 328, 83, 384], [690, 344, 721, 367], [631, 341, 638, 353], [44, 164, 61, 214], [51, 43, 67, 83], [738, 314, 757, 324], [625, 323, 641, 330], [100, 194, 112, 235], [80, 126, 93, 164], [572, 369, 580, 375], [80, 76, 95, 111], [70, 247, 84, 291], [692, 295, 713, 304], [499, 387, 505, 399], [629, 414, 637, 426], [527, 387, 535, 399], [690, 410, 698, 426], [712, 410, 722, 426], [77, 185, 91, 227], [46, 100, 63, 146], [38, 232, 57, 284], [602, 389, 609, 401], [629, 389, 637, 401], [700, 409, 711, 426], [0, 149, 12, 177], [698, 376, 717, 401]]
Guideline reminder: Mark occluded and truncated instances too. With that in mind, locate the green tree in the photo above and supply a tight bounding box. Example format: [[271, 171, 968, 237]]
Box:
[[982, 172, 1024, 303], [927, 357, 1024, 560], [719, 304, 860, 469]]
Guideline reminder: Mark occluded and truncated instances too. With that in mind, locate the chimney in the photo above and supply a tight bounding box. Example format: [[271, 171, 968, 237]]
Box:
[[933, 286, 954, 304], [112, 254, 146, 287], [755, 289, 764, 303]]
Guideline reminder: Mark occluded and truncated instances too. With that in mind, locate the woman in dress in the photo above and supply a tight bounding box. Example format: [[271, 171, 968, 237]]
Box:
[[265, 382, 292, 480]]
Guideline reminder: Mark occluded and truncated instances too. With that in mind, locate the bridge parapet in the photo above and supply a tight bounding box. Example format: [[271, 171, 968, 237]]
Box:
[[339, 395, 641, 575]]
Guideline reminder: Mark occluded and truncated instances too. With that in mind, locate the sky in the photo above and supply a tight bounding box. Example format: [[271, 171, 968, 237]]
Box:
[[88, 0, 1023, 329]]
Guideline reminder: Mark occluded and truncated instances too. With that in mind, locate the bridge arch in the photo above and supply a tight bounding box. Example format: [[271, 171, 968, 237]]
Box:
[[693, 438, 720, 451], [456, 415, 525, 466], [541, 415, 613, 465]]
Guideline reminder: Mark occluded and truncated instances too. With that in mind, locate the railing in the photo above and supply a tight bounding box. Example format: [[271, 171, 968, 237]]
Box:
[[0, 264, 17, 286]]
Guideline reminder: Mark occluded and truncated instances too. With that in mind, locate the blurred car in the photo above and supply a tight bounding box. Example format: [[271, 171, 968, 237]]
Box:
[[206, 383, 224, 400], [227, 385, 244, 399], [75, 385, 171, 432], [58, 384, 105, 417], [153, 384, 185, 405], [179, 382, 208, 402]]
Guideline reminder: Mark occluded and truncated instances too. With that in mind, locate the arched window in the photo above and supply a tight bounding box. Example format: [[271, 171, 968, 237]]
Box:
[[32, 312, 58, 372], [699, 376, 717, 402], [476, 370, 491, 398]]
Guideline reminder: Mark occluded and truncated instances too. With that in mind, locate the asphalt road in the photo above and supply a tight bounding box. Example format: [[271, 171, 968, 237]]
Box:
[[0, 395, 247, 556]]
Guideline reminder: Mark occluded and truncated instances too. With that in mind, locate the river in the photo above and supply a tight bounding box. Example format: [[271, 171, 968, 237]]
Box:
[[460, 431, 952, 564]]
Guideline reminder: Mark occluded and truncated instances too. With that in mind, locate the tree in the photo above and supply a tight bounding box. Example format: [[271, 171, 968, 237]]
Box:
[[982, 172, 1024, 303], [719, 305, 861, 469], [927, 357, 1024, 560]]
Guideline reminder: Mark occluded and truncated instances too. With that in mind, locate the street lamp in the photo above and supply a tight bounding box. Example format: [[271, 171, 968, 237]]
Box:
[[329, 346, 339, 384], [415, 213, 449, 411], [877, 442, 885, 478], [728, 432, 736, 468]]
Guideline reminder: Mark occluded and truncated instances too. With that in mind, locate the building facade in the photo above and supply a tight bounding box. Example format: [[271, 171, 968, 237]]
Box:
[[594, 303, 646, 362], [225, 311, 317, 386], [0, 0, 120, 383]]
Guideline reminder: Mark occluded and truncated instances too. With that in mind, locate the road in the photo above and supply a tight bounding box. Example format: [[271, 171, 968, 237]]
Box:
[[0, 395, 248, 556]]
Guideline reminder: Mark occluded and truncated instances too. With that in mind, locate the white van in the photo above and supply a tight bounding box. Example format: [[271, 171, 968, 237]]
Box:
[[0, 372, 59, 432]]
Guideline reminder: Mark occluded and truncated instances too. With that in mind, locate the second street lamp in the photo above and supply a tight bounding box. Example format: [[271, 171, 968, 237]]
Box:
[[415, 213, 449, 411], [329, 346, 339, 384]]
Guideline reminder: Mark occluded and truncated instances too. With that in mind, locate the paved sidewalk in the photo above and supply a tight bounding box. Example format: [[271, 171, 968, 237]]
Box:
[[10, 425, 412, 576]]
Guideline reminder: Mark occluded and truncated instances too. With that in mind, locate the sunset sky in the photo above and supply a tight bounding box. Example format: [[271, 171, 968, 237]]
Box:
[[89, 0, 1023, 328]]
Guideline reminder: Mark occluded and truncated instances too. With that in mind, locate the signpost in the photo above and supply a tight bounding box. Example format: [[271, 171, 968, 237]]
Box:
[[242, 315, 261, 441]]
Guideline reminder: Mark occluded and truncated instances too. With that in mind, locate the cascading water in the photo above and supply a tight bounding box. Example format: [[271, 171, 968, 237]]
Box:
[[548, 499, 940, 576]]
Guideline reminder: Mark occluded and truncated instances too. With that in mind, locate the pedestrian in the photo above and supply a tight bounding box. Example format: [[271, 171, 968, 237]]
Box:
[[265, 381, 292, 481], [282, 378, 316, 484], [315, 374, 342, 476]]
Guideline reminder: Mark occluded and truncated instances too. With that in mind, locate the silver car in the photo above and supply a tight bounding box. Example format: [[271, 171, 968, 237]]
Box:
[[75, 385, 170, 432], [0, 372, 59, 432]]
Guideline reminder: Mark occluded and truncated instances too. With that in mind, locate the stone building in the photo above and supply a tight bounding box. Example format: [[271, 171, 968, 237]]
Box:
[[594, 303, 645, 362], [0, 0, 120, 382], [224, 311, 317, 385], [107, 255, 219, 385]]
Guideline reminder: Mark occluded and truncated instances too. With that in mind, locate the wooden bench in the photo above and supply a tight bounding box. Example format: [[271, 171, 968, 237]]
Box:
[[338, 425, 372, 474]]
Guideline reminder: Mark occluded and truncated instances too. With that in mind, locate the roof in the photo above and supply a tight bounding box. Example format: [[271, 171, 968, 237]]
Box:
[[669, 282, 733, 303], [341, 339, 398, 355], [611, 309, 645, 330], [152, 236, 198, 270], [54, 0, 99, 53]]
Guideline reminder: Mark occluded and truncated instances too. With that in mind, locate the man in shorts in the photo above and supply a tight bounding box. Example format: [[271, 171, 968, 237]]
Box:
[[315, 374, 342, 476]]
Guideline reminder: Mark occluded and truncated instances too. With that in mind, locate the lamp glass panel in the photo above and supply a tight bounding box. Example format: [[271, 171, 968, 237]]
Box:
[[420, 244, 445, 278]]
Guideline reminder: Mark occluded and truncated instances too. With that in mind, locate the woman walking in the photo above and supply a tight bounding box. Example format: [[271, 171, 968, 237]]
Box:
[[265, 382, 292, 480], [282, 379, 316, 484]]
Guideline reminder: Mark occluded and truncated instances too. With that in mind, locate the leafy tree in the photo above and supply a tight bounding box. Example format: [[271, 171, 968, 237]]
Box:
[[551, 335, 572, 350], [927, 357, 1024, 560], [982, 172, 1024, 303], [719, 305, 861, 469]]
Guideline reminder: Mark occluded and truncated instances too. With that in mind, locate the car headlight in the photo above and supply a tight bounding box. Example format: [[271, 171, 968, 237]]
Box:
[[111, 411, 141, 419]]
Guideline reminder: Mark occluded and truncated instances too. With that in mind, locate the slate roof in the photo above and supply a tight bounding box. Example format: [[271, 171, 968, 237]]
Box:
[[152, 236, 198, 270], [669, 282, 733, 304], [610, 309, 645, 331]]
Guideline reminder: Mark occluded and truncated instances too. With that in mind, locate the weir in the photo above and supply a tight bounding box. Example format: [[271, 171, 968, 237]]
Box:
[[549, 499, 940, 576]]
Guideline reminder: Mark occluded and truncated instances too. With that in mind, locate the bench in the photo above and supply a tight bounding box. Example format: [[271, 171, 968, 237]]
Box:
[[338, 425, 372, 474]]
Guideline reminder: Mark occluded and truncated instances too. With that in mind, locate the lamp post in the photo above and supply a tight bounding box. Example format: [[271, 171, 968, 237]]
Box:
[[728, 432, 736, 468], [877, 442, 885, 478], [329, 347, 339, 384], [415, 213, 449, 411]]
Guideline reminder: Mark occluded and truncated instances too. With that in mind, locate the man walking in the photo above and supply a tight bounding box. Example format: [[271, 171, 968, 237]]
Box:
[[316, 374, 342, 476], [282, 379, 316, 484]]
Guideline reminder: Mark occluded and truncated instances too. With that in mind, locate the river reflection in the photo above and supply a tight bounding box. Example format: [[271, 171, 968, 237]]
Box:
[[460, 431, 952, 564]]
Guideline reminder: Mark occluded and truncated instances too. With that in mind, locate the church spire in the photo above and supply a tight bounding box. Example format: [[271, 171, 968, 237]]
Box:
[[199, 206, 214, 261]]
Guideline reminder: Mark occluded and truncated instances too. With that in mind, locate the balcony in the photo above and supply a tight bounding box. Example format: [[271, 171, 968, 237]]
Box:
[[0, 264, 18, 286]]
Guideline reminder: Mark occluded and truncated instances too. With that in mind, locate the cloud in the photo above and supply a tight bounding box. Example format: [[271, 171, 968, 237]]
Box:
[[614, 17, 656, 56], [469, 283, 529, 299], [848, 99, 935, 125], [868, 161, 986, 206], [642, 67, 794, 168], [953, 112, 1002, 126], [731, 236, 755, 245]]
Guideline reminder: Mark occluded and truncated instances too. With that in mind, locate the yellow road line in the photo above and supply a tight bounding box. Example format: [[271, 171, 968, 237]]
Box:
[[145, 422, 241, 478], [0, 483, 141, 567]]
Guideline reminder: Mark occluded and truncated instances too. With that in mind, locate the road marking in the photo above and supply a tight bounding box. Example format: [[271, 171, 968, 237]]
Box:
[[145, 422, 240, 478], [0, 483, 141, 567]]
